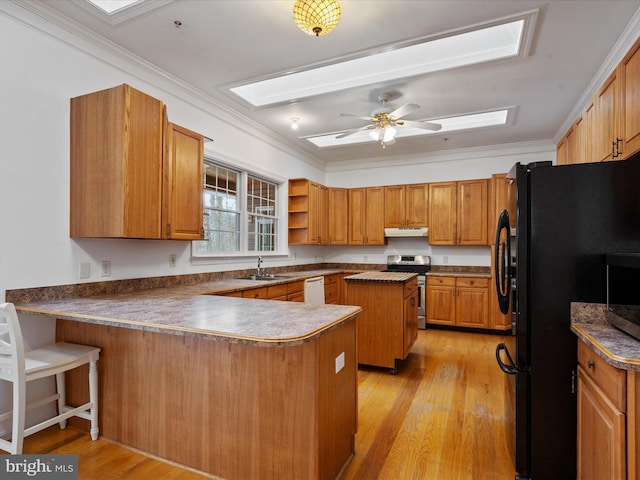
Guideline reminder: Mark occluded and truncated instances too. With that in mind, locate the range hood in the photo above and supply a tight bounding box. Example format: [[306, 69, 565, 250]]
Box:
[[384, 227, 429, 237]]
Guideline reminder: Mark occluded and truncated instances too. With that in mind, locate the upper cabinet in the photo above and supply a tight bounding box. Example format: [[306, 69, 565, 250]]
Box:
[[163, 122, 204, 240], [429, 179, 488, 246], [70, 84, 204, 240], [348, 187, 385, 245], [383, 183, 428, 228], [328, 188, 349, 245], [557, 36, 640, 164]]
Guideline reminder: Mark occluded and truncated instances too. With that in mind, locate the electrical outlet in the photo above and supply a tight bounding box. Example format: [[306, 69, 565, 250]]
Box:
[[79, 262, 90, 279], [335, 352, 345, 374], [169, 254, 176, 267], [101, 260, 111, 277]]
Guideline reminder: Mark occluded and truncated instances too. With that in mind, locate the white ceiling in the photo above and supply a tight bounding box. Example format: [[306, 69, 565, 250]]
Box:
[[37, 0, 640, 165]]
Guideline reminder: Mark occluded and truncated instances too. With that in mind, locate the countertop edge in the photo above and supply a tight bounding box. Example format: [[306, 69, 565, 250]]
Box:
[[571, 302, 640, 371], [18, 304, 363, 347]]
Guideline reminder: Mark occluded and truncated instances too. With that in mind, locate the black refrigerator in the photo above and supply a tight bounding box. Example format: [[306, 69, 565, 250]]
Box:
[[494, 156, 640, 480]]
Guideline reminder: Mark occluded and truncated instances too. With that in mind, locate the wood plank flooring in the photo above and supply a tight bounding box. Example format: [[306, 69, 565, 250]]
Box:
[[1, 329, 515, 480]]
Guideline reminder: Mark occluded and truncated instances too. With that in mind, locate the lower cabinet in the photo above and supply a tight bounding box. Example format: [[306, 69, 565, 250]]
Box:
[[577, 339, 628, 480], [345, 278, 418, 372], [426, 276, 489, 328]]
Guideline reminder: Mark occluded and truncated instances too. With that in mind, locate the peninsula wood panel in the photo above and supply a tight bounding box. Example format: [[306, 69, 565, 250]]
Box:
[[56, 318, 357, 480]]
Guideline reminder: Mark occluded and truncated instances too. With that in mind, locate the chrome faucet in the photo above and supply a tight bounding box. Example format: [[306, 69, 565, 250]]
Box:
[[257, 256, 264, 277]]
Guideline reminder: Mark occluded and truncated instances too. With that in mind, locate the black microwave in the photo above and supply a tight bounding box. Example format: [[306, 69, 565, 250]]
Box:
[[606, 253, 640, 341]]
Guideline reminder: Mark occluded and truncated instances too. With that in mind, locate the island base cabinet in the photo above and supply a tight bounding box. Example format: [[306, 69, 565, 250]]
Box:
[[57, 318, 357, 480]]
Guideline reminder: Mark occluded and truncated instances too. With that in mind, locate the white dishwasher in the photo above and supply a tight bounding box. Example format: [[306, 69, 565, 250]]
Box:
[[304, 276, 325, 305]]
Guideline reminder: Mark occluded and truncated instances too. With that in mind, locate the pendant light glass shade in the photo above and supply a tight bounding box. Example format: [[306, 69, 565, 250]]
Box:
[[293, 0, 341, 37]]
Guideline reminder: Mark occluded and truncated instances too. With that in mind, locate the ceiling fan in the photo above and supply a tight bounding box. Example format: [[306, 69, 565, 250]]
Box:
[[337, 93, 442, 148]]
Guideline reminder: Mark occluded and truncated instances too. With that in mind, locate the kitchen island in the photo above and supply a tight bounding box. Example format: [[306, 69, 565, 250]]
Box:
[[15, 286, 362, 480], [344, 271, 418, 373]]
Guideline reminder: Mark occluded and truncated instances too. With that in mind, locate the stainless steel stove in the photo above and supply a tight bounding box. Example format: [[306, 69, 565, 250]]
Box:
[[383, 255, 431, 329]]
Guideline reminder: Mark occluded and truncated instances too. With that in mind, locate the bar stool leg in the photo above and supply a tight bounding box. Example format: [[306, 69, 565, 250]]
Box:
[[55, 372, 68, 429], [88, 359, 99, 441]]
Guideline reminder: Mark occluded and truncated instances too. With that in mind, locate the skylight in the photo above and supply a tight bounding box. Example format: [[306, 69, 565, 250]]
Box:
[[304, 109, 513, 148], [86, 0, 141, 14], [229, 12, 536, 107]]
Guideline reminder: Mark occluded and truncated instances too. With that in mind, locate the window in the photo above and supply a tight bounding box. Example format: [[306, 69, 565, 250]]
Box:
[[193, 160, 280, 256]]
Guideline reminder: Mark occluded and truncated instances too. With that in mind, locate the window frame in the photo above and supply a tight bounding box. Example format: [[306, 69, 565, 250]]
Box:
[[191, 156, 287, 261]]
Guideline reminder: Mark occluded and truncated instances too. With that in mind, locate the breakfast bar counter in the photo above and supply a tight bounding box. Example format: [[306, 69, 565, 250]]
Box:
[[14, 286, 362, 480]]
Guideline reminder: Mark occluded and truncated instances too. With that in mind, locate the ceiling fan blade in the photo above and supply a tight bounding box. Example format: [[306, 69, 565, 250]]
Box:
[[338, 113, 374, 121], [400, 119, 443, 131], [388, 103, 420, 120], [335, 124, 375, 139]]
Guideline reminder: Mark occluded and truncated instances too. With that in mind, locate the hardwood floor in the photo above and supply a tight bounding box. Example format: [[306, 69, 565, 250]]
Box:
[[1, 329, 515, 480]]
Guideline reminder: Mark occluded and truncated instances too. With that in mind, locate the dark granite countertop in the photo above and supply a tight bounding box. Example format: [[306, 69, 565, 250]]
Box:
[[571, 302, 640, 371]]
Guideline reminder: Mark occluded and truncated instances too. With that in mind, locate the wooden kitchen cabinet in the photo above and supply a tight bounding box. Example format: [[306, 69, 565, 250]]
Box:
[[70, 84, 204, 239], [577, 339, 627, 480], [425, 276, 456, 326], [324, 274, 340, 304], [288, 178, 326, 245], [426, 275, 490, 329], [163, 122, 204, 240], [384, 183, 428, 228], [559, 36, 640, 164], [428, 182, 457, 245], [345, 276, 418, 372], [455, 277, 489, 328], [348, 187, 385, 245], [328, 188, 348, 245], [429, 180, 488, 246]]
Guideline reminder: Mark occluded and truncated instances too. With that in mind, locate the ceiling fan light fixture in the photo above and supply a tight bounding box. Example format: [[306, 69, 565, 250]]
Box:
[[293, 0, 341, 37], [383, 126, 396, 143]]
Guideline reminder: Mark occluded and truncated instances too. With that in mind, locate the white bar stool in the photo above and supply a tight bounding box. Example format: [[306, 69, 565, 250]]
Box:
[[0, 302, 101, 454]]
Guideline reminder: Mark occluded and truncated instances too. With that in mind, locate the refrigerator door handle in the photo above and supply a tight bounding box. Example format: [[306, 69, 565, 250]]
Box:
[[494, 209, 512, 315], [496, 342, 517, 374]]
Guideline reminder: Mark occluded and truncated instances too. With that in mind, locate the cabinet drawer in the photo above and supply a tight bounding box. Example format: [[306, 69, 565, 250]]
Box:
[[287, 280, 305, 295], [242, 287, 268, 299], [457, 277, 489, 288], [266, 283, 288, 299], [324, 274, 338, 286], [578, 339, 626, 411], [427, 276, 456, 287], [404, 279, 418, 297]]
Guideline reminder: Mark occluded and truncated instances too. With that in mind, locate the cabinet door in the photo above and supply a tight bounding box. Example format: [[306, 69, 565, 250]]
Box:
[[621, 37, 640, 159], [556, 135, 569, 165], [457, 179, 488, 245], [489, 173, 515, 244], [455, 280, 489, 329], [163, 123, 204, 240], [577, 366, 626, 480], [365, 187, 386, 245], [70, 84, 164, 238], [406, 183, 428, 227], [403, 290, 418, 358], [348, 188, 366, 245], [308, 182, 321, 244], [384, 185, 405, 228], [428, 182, 457, 245], [328, 188, 348, 245], [426, 279, 455, 326], [595, 70, 621, 162]]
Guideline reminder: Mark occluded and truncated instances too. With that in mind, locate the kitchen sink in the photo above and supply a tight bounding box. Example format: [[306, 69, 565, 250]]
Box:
[[237, 275, 290, 281]]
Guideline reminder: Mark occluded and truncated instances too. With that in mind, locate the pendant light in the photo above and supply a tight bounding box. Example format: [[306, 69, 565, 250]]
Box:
[[293, 0, 341, 37]]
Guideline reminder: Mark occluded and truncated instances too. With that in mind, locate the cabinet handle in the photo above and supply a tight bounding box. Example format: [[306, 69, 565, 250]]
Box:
[[587, 359, 594, 369], [612, 138, 623, 159]]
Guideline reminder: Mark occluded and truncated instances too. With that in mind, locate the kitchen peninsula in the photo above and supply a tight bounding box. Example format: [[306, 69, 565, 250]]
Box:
[[12, 279, 362, 480]]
